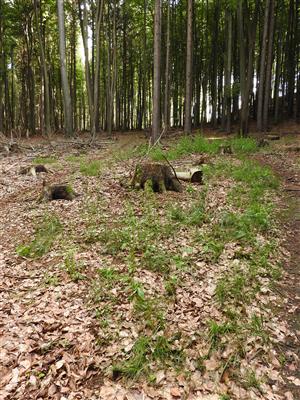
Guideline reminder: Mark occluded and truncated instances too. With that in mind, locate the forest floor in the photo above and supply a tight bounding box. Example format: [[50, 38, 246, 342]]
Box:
[[0, 132, 299, 400]]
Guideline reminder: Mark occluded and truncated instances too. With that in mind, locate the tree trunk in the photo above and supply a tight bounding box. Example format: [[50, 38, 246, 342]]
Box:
[[163, 0, 171, 132], [263, 0, 275, 131], [34, 0, 51, 136], [184, 0, 193, 134], [57, 0, 73, 136], [225, 8, 232, 133], [152, 0, 162, 144], [79, 0, 94, 135], [93, 0, 104, 136], [257, 0, 271, 132]]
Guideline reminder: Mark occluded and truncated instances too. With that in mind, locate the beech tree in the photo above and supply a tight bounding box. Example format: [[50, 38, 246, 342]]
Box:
[[0, 0, 299, 137], [152, 0, 161, 144], [184, 0, 193, 134], [57, 0, 72, 136]]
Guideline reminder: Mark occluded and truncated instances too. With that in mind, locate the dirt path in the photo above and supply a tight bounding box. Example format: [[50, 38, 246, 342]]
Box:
[[256, 148, 300, 398]]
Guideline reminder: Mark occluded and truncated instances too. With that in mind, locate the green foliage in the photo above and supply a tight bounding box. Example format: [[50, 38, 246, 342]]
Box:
[[208, 320, 237, 349], [249, 314, 269, 344], [219, 395, 231, 400], [43, 273, 59, 286], [141, 244, 170, 274], [113, 336, 151, 379], [63, 250, 85, 281], [150, 136, 260, 162], [133, 293, 165, 331], [112, 334, 184, 379], [66, 154, 85, 163], [33, 156, 57, 164], [16, 214, 62, 258], [242, 369, 261, 390], [80, 159, 103, 176], [164, 276, 178, 296], [215, 271, 247, 304]]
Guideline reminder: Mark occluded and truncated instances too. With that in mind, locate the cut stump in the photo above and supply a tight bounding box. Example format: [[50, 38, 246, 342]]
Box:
[[41, 180, 78, 201], [131, 163, 182, 193]]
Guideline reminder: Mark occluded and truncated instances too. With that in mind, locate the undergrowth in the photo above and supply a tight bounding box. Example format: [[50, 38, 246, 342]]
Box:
[[149, 135, 259, 161], [16, 214, 62, 258]]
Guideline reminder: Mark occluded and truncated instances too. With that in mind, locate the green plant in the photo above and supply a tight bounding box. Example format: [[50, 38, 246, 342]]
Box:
[[63, 250, 84, 281], [113, 334, 184, 380], [164, 276, 178, 296], [43, 273, 59, 286], [16, 214, 62, 258], [66, 154, 85, 163], [219, 394, 231, 400], [80, 159, 103, 176], [208, 320, 237, 349], [141, 245, 170, 274], [112, 336, 151, 379], [33, 156, 57, 164], [215, 271, 247, 305], [249, 314, 269, 344], [242, 369, 261, 390]]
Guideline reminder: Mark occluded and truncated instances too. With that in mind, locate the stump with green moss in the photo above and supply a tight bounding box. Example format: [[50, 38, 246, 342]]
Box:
[[42, 180, 77, 201], [131, 163, 182, 193]]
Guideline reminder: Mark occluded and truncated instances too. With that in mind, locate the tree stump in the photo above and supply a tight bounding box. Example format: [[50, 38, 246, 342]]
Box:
[[20, 164, 48, 176], [131, 163, 183, 193], [41, 180, 78, 201]]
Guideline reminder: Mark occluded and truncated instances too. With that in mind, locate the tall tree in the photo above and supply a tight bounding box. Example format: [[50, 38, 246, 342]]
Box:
[[152, 0, 161, 144], [34, 0, 51, 136], [163, 0, 171, 132], [57, 0, 73, 136], [184, 0, 193, 134]]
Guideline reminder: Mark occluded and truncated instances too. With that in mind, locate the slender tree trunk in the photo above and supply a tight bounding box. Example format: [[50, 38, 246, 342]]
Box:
[[163, 0, 171, 132], [152, 0, 161, 144], [57, 0, 73, 136], [79, 0, 94, 135], [184, 0, 193, 134], [34, 0, 51, 136], [93, 0, 104, 136], [257, 0, 271, 132], [225, 8, 232, 133], [263, 0, 275, 131]]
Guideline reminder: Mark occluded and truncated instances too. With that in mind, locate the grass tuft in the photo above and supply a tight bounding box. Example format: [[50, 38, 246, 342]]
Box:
[[80, 159, 103, 176], [16, 214, 62, 258]]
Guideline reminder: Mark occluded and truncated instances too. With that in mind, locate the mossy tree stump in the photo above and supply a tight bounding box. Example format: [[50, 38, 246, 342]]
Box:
[[131, 163, 183, 193]]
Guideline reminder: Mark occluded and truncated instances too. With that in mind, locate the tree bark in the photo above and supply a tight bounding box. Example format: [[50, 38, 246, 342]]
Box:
[[57, 0, 73, 136], [79, 0, 94, 135], [263, 0, 275, 131], [184, 0, 193, 134], [93, 0, 104, 136], [257, 0, 271, 132], [152, 0, 161, 144], [163, 0, 171, 133]]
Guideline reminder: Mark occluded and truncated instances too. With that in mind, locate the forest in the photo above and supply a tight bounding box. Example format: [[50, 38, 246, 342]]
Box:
[[0, 0, 299, 140], [0, 1, 300, 400]]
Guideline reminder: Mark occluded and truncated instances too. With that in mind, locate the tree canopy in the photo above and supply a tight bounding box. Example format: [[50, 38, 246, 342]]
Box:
[[0, 0, 299, 138]]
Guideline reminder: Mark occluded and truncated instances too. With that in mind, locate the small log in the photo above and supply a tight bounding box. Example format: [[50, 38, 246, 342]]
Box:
[[175, 168, 203, 184], [20, 164, 48, 176], [265, 134, 280, 141]]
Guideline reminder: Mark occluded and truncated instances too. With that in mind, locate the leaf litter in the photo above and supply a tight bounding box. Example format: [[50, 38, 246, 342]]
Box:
[[0, 137, 299, 399]]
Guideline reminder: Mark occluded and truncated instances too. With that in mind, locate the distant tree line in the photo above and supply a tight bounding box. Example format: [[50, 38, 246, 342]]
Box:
[[0, 0, 299, 140]]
